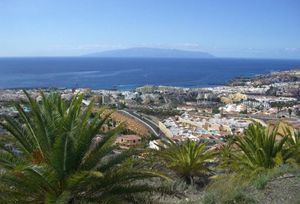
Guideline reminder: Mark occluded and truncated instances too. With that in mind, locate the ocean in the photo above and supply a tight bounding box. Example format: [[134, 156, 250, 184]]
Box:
[[0, 57, 300, 90]]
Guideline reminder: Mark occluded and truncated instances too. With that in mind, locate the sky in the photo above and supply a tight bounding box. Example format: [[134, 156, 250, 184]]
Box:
[[0, 0, 300, 58]]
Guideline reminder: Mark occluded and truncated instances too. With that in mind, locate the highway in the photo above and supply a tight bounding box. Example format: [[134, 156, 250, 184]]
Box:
[[118, 109, 162, 137]]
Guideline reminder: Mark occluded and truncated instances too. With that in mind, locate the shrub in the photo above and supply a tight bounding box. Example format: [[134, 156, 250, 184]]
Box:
[[252, 174, 270, 189], [219, 122, 299, 174], [156, 139, 216, 185]]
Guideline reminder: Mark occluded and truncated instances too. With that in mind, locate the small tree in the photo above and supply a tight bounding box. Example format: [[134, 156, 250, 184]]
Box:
[[156, 139, 215, 185], [288, 108, 292, 118], [220, 122, 299, 173], [212, 107, 220, 114]]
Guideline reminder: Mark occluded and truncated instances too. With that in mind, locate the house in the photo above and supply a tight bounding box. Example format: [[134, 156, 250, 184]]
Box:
[[116, 135, 142, 148]]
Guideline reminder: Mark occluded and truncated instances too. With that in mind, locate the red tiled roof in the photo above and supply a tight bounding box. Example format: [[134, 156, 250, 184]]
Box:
[[118, 135, 141, 140]]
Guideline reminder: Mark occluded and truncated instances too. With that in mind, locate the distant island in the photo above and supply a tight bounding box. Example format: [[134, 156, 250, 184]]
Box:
[[83, 47, 215, 58]]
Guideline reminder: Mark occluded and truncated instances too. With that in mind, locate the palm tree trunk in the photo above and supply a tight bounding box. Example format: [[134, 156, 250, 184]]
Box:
[[184, 175, 193, 185]]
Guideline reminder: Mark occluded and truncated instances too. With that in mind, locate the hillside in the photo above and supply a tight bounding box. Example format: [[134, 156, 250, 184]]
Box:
[[84, 47, 215, 58]]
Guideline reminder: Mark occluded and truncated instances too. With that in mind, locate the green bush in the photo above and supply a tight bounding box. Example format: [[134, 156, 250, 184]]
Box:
[[212, 107, 220, 114], [203, 192, 216, 204], [203, 188, 257, 204], [223, 190, 257, 204], [252, 174, 270, 189], [252, 164, 300, 190], [202, 173, 252, 203]]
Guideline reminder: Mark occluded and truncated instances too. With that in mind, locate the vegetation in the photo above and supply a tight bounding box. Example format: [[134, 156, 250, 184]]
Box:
[[202, 164, 300, 204], [251, 164, 299, 190], [270, 101, 296, 116], [212, 107, 220, 114], [205, 122, 300, 204], [0, 91, 174, 203], [284, 128, 300, 163], [239, 109, 248, 114], [0, 91, 299, 203], [288, 108, 292, 117], [155, 139, 215, 185], [219, 122, 299, 174], [203, 188, 257, 204], [137, 107, 181, 118]]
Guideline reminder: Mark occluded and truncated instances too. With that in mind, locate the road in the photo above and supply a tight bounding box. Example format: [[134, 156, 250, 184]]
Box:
[[118, 109, 162, 137], [224, 113, 299, 122]]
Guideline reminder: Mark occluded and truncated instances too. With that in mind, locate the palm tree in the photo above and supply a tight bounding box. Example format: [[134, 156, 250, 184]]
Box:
[[283, 128, 300, 163], [222, 122, 298, 173], [218, 140, 237, 173], [0, 91, 174, 203], [155, 139, 215, 185]]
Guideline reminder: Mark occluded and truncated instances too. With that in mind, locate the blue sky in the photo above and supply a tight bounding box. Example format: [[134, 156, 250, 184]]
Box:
[[0, 0, 299, 58]]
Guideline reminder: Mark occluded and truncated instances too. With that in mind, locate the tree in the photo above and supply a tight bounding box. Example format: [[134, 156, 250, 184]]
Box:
[[283, 128, 300, 163], [156, 139, 215, 185], [295, 108, 300, 117], [220, 122, 299, 173], [212, 107, 220, 114], [239, 109, 248, 114], [0, 91, 174, 203], [271, 101, 283, 115], [266, 86, 277, 96], [288, 108, 292, 118]]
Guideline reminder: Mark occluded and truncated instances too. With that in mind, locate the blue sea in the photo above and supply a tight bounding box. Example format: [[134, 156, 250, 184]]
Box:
[[0, 57, 300, 90]]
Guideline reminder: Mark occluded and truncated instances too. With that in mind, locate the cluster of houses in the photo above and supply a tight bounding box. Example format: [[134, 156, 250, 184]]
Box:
[[162, 112, 250, 144], [0, 69, 299, 150]]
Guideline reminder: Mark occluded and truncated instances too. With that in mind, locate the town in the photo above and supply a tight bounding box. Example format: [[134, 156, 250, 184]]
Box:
[[1, 69, 299, 150]]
